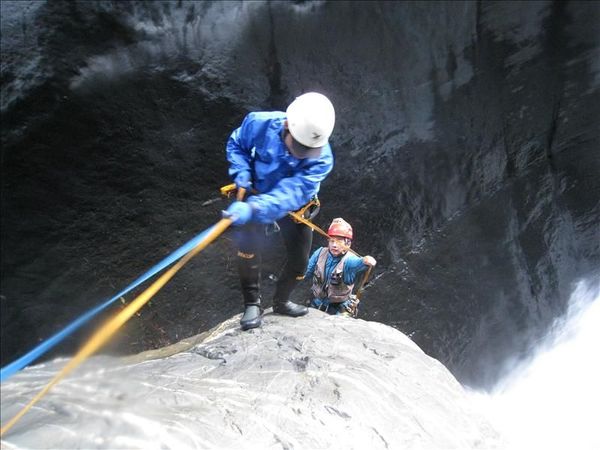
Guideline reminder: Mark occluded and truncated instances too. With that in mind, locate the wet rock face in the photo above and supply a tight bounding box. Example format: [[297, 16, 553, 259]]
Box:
[[0, 311, 502, 449], [1, 1, 599, 388]]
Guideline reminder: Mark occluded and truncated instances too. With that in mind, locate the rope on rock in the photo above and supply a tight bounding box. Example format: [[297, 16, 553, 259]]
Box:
[[0, 225, 216, 382], [0, 217, 234, 437]]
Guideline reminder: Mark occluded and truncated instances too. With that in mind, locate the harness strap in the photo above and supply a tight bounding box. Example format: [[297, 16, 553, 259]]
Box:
[[290, 197, 320, 224], [315, 248, 329, 296]]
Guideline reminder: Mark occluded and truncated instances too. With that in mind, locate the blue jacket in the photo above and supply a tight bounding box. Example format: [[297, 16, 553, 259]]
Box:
[[226, 111, 334, 223], [305, 248, 368, 287]]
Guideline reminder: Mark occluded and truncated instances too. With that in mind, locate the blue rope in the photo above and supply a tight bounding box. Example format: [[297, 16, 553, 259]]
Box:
[[0, 225, 216, 382]]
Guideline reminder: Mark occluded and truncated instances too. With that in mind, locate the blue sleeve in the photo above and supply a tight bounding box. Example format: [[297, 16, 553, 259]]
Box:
[[343, 255, 368, 285], [248, 147, 334, 223], [225, 113, 260, 181], [305, 248, 322, 278]]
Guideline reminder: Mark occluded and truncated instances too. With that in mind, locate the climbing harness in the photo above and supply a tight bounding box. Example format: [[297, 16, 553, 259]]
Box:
[[311, 248, 354, 303], [220, 183, 321, 225], [311, 296, 357, 317], [290, 197, 320, 223], [310, 246, 372, 319]]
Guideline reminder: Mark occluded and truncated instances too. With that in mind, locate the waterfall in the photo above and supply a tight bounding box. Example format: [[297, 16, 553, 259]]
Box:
[[470, 278, 600, 449]]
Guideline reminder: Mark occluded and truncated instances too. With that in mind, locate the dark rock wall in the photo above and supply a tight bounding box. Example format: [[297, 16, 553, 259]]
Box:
[[1, 0, 598, 388]]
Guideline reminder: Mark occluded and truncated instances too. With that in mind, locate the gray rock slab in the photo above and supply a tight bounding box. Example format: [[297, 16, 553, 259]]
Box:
[[1, 310, 501, 449]]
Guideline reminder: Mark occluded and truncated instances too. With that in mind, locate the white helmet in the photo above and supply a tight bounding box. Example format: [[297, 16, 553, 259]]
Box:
[[286, 92, 335, 148]]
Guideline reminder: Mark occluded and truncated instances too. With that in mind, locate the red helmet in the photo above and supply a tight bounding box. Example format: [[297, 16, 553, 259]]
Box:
[[327, 218, 353, 240]]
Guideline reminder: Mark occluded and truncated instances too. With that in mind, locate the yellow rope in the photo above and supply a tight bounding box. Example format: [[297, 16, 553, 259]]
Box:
[[0, 218, 233, 437], [355, 266, 373, 300], [223, 184, 358, 257], [287, 211, 361, 257], [224, 185, 358, 257]]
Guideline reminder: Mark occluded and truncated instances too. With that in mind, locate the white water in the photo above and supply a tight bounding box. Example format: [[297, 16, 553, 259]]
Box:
[[471, 278, 600, 449]]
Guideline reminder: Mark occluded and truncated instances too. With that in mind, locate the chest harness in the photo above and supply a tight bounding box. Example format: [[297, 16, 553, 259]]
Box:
[[311, 248, 354, 303]]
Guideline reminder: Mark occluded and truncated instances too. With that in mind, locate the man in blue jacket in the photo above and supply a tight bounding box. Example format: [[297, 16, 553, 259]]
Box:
[[223, 92, 336, 331]]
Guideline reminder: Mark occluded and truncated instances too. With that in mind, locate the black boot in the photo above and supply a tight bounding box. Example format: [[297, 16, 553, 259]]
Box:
[[238, 252, 263, 331], [272, 274, 308, 317], [273, 300, 308, 316], [240, 303, 262, 330]]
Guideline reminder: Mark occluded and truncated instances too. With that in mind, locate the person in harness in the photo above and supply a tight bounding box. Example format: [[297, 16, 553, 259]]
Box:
[[223, 92, 336, 331], [305, 218, 377, 316]]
